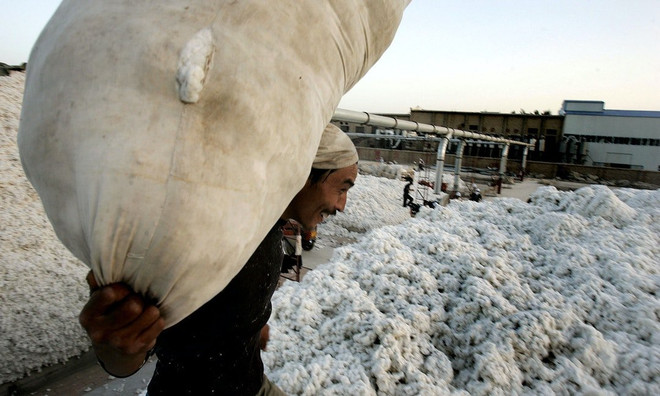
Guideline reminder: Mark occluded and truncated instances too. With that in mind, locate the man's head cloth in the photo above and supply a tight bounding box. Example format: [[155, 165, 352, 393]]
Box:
[[312, 124, 359, 169]]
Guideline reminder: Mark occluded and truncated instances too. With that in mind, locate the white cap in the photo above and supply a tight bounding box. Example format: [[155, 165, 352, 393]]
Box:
[[312, 124, 359, 169]]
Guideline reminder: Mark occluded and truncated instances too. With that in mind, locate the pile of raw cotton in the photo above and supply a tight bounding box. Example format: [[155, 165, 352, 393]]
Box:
[[264, 185, 659, 395], [0, 72, 91, 384], [358, 162, 411, 180], [315, 171, 457, 248], [314, 174, 413, 247]]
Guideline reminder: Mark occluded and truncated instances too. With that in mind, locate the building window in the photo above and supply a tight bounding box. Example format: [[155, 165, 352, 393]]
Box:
[[355, 126, 365, 133]]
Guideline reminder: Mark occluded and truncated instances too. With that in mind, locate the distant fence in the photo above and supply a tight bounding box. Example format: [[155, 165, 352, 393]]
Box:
[[356, 147, 660, 185]]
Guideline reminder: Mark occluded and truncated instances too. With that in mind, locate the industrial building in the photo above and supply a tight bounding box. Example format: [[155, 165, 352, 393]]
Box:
[[559, 100, 660, 171]]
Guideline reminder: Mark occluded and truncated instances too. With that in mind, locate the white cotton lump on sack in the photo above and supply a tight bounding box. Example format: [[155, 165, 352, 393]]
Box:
[[17, 0, 410, 326], [176, 27, 214, 104], [263, 182, 660, 395]]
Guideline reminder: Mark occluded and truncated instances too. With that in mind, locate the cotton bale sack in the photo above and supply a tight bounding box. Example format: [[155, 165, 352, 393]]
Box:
[[18, 0, 409, 327]]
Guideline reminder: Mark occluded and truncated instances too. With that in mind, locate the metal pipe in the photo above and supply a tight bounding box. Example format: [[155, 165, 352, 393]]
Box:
[[345, 133, 499, 146], [499, 143, 510, 176], [522, 146, 529, 172], [434, 132, 452, 194], [453, 140, 465, 193], [333, 108, 531, 147]]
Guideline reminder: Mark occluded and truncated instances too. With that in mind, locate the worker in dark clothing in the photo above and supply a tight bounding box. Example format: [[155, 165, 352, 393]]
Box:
[[403, 176, 414, 207], [78, 125, 358, 395], [470, 188, 482, 202]]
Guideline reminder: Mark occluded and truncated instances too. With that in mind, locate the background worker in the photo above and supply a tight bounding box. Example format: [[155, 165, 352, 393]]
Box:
[[470, 188, 482, 202], [403, 176, 414, 207], [79, 125, 358, 395]]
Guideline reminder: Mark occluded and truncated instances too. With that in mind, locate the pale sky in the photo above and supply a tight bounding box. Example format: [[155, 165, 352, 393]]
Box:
[[2, 0, 659, 115]]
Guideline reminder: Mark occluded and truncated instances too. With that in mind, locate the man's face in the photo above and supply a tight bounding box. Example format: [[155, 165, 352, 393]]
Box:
[[288, 164, 358, 230]]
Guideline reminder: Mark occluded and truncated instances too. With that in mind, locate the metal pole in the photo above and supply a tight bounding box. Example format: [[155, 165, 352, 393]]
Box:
[[434, 132, 452, 194], [499, 143, 510, 176], [453, 140, 465, 193], [522, 146, 529, 173]]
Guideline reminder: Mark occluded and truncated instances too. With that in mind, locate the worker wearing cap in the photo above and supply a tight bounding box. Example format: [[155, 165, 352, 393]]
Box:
[[79, 124, 358, 395], [470, 188, 482, 202]]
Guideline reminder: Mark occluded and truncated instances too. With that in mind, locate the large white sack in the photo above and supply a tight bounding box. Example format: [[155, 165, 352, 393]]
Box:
[[18, 0, 410, 327]]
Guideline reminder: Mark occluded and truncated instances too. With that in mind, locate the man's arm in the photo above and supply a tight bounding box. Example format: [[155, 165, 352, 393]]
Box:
[[79, 272, 165, 377], [259, 324, 270, 351]]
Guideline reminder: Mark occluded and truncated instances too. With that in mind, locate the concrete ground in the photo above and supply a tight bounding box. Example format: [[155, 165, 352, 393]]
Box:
[[467, 177, 595, 203], [484, 178, 544, 201], [10, 178, 592, 395]]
